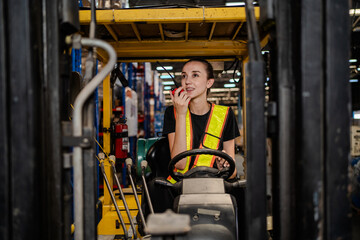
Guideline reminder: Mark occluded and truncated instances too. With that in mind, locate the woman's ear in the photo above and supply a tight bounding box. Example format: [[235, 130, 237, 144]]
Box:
[[207, 78, 214, 88]]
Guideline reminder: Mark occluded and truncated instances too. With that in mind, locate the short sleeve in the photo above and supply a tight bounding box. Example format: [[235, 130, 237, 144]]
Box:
[[222, 107, 240, 142], [162, 106, 175, 136]]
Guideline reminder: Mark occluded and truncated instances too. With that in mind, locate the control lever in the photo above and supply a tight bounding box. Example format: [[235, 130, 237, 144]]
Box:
[[98, 153, 129, 239], [141, 160, 154, 214], [126, 158, 147, 230], [109, 155, 137, 239]]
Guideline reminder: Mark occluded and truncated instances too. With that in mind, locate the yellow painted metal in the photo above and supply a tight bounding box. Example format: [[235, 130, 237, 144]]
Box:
[[209, 22, 216, 40], [131, 23, 141, 41], [104, 24, 118, 42], [158, 23, 165, 41], [232, 22, 244, 40], [96, 39, 248, 60], [79, 7, 262, 61], [98, 191, 142, 236], [79, 7, 258, 24], [102, 74, 113, 207]]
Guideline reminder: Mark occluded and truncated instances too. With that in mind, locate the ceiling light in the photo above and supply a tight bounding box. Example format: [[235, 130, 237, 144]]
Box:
[[350, 79, 358, 83], [224, 83, 236, 88], [225, 2, 245, 6], [354, 112, 360, 119], [229, 79, 235, 83], [350, 65, 357, 68], [164, 86, 172, 90], [156, 66, 173, 71], [350, 9, 360, 16], [162, 81, 175, 85], [160, 75, 173, 79], [349, 59, 357, 63], [211, 88, 239, 93]]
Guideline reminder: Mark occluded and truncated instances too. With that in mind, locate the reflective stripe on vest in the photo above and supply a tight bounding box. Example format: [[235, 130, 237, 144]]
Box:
[[167, 104, 229, 183]]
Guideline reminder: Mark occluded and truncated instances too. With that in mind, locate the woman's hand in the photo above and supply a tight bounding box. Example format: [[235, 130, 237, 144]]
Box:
[[170, 87, 191, 116], [215, 150, 232, 170]]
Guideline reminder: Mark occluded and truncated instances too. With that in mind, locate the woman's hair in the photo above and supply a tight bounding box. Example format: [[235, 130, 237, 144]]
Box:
[[184, 58, 214, 79]]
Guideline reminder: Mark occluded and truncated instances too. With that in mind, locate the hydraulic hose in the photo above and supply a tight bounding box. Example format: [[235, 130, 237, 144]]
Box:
[[71, 35, 117, 240]]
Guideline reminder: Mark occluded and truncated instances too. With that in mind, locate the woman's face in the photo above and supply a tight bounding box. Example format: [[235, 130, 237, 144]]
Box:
[[181, 61, 214, 99]]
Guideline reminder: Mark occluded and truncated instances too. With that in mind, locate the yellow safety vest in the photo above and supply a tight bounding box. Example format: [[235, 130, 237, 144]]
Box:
[[167, 103, 230, 183]]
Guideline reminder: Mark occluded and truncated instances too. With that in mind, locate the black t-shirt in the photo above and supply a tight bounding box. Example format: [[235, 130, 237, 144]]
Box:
[[162, 104, 240, 168]]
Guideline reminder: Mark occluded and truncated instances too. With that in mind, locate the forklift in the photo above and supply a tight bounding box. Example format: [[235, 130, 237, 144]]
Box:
[[0, 0, 353, 240]]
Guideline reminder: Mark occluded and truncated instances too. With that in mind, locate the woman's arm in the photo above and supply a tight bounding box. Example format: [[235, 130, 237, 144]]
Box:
[[168, 87, 191, 170]]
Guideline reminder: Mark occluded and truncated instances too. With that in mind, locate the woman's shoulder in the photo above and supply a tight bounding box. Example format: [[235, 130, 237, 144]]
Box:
[[165, 105, 174, 112], [212, 103, 232, 112], [164, 105, 175, 117]]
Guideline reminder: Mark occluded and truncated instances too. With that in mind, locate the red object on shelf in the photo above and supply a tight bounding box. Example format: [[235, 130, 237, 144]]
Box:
[[114, 119, 129, 159]]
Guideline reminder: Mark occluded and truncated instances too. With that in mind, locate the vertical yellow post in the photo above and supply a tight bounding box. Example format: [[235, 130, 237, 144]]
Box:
[[102, 74, 113, 207]]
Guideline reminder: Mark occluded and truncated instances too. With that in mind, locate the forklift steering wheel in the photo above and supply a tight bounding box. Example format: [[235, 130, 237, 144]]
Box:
[[168, 149, 236, 182]]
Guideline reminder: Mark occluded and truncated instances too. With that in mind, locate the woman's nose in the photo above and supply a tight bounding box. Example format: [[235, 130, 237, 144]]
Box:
[[184, 76, 191, 84]]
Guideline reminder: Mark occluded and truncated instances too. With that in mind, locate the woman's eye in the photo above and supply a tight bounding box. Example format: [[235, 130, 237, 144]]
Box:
[[193, 74, 199, 77], [181, 75, 186, 79]]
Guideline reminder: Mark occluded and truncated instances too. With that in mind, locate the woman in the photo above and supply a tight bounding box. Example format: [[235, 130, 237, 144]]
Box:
[[162, 58, 240, 181]]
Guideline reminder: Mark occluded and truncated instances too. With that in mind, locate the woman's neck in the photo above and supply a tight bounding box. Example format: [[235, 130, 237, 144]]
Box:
[[189, 99, 211, 115]]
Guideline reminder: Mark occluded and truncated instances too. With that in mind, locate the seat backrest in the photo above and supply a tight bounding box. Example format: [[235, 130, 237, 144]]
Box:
[[146, 137, 171, 178]]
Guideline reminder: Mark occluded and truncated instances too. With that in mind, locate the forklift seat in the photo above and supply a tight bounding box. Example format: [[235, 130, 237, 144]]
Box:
[[145, 137, 171, 179]]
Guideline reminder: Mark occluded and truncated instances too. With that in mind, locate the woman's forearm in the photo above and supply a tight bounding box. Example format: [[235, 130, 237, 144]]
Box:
[[168, 113, 188, 170]]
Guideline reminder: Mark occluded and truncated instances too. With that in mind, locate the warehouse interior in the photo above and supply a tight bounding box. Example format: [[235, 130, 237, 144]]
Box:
[[1, 0, 360, 240]]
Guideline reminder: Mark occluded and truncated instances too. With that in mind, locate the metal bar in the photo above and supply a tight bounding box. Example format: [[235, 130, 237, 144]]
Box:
[[0, 0, 9, 239], [82, 2, 97, 239], [7, 0, 43, 239], [244, 2, 267, 240], [324, 0, 351, 238], [95, 39, 248, 61], [131, 23, 141, 41], [244, 61, 267, 240], [141, 161, 154, 214], [100, 162, 129, 239], [126, 158, 147, 230], [110, 157, 137, 239], [272, 0, 298, 239], [79, 7, 259, 24], [158, 23, 164, 41], [41, 0, 65, 239], [185, 22, 189, 41], [105, 24, 119, 42], [245, 0, 261, 61], [209, 22, 216, 40], [296, 1, 324, 238], [102, 75, 112, 206], [232, 22, 243, 40], [83, 127, 97, 240], [71, 36, 116, 240]]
